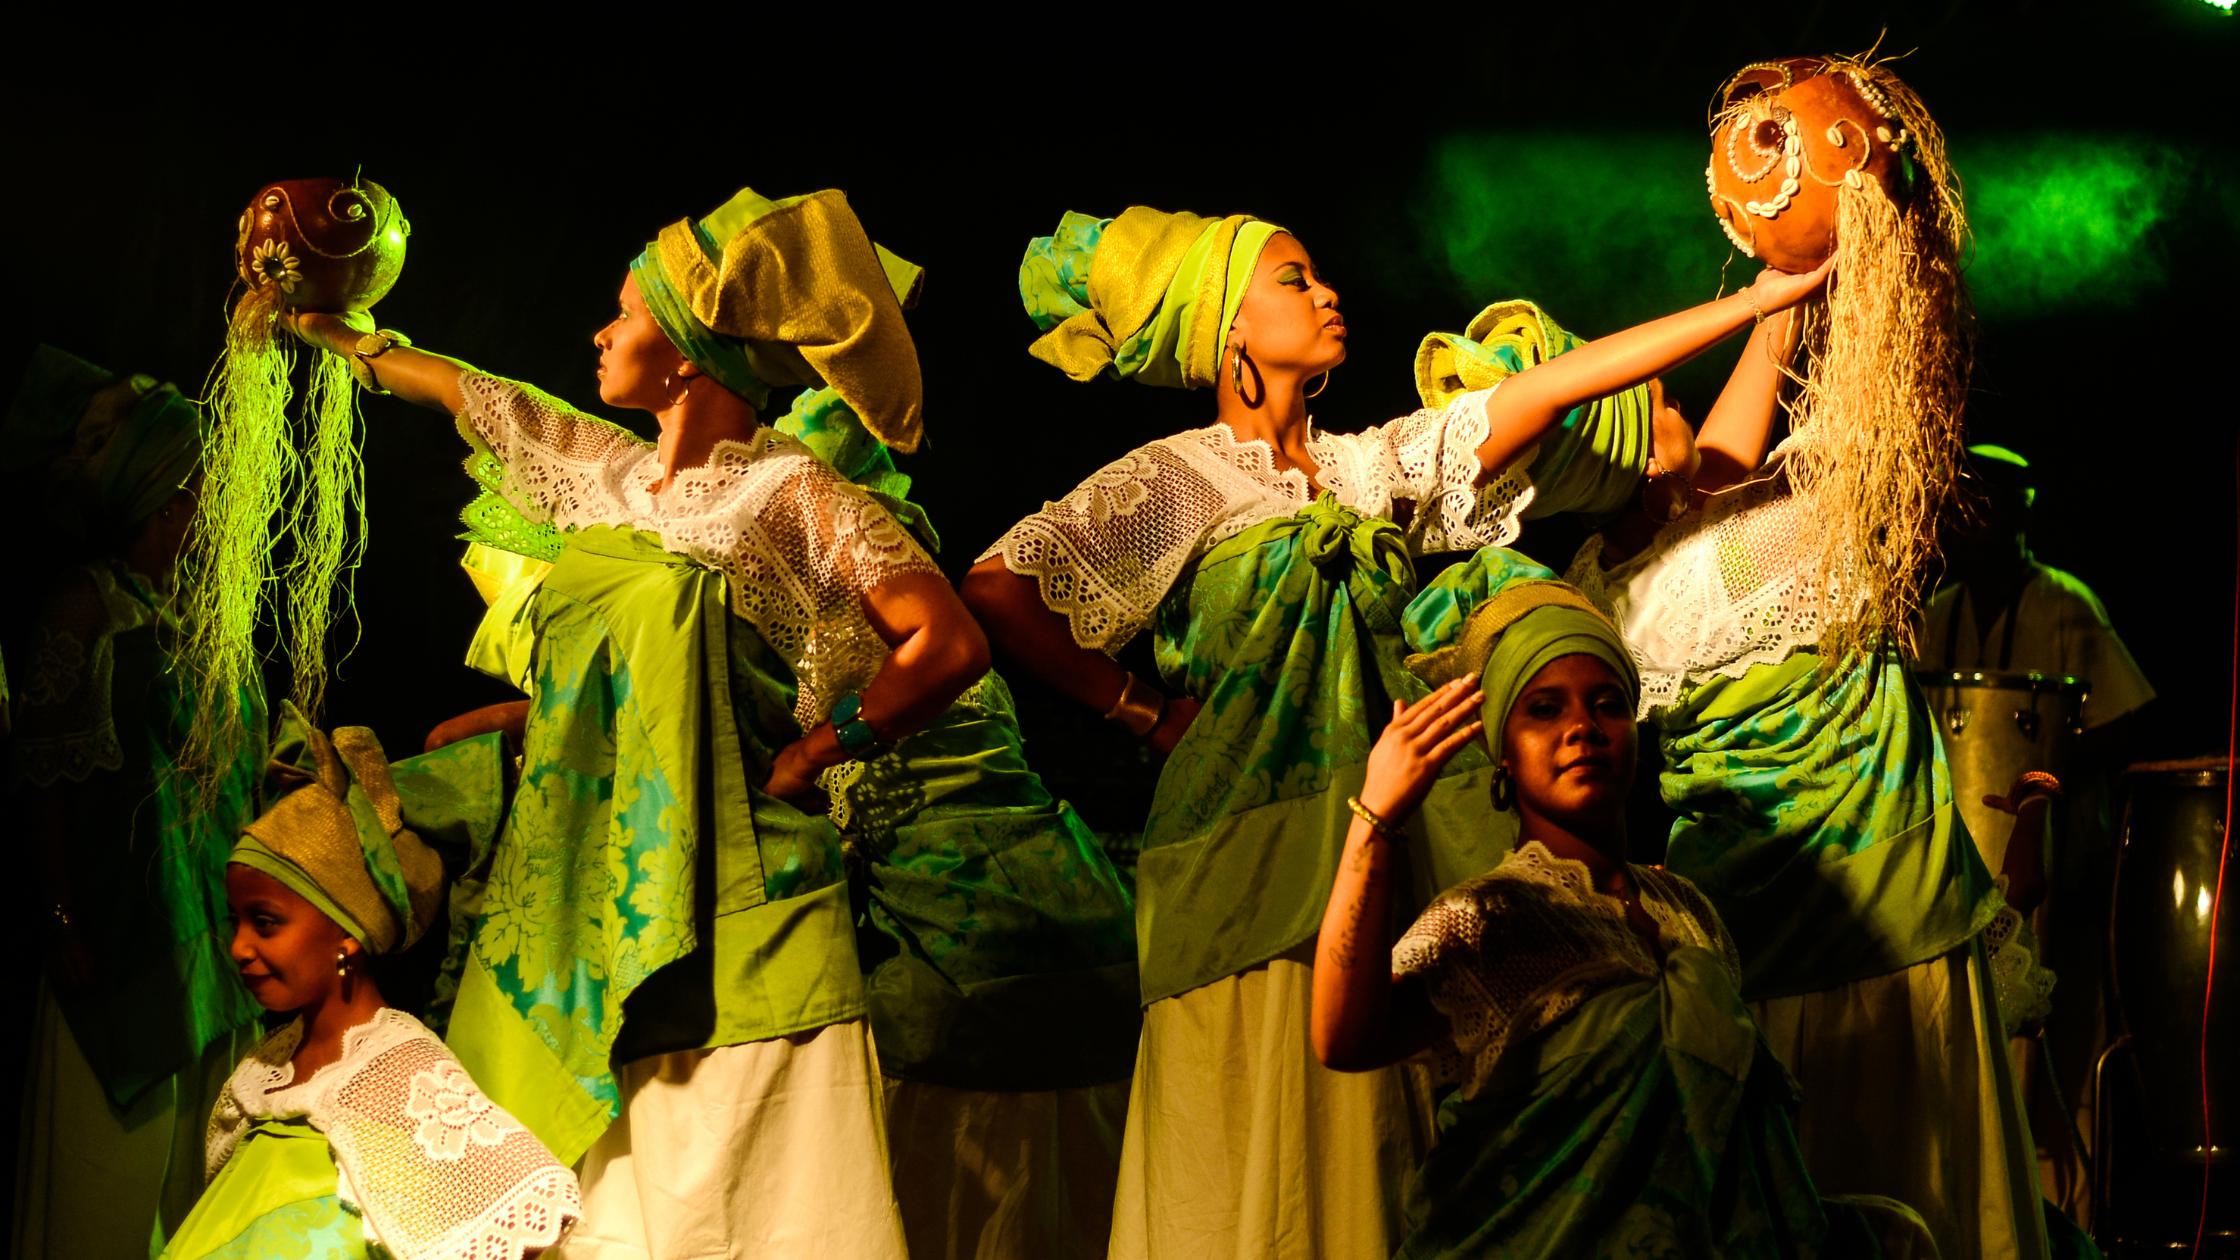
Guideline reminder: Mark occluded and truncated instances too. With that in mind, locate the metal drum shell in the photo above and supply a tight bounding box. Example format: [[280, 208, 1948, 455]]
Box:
[[2103, 756, 2236, 1247], [1916, 669, 2087, 872]]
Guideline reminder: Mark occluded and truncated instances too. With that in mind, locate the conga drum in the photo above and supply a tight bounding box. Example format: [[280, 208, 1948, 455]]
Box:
[[1916, 669, 2088, 874], [2099, 757, 2236, 1250]]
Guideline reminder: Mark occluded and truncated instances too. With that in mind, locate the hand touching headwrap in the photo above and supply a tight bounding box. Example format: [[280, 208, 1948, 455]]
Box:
[[1021, 206, 1286, 390], [1407, 579, 1639, 768], [233, 704, 445, 955], [631, 188, 928, 452]]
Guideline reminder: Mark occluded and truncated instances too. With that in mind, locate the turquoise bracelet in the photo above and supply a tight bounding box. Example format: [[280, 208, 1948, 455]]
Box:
[[831, 692, 882, 757]]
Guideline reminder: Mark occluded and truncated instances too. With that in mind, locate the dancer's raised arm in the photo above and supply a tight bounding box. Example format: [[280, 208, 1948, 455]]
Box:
[[1472, 259, 1831, 482], [288, 309, 471, 416]]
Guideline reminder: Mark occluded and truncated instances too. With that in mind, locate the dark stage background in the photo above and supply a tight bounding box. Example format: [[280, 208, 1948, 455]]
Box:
[[8, 4, 2236, 837]]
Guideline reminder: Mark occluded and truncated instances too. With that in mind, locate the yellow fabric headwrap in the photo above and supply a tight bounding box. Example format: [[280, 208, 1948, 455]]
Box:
[[1024, 206, 1285, 391], [233, 705, 444, 954], [644, 188, 926, 452]]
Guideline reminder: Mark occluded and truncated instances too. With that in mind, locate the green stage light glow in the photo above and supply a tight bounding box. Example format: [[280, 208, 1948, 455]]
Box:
[[1958, 135, 2193, 319], [1413, 132, 2213, 326]]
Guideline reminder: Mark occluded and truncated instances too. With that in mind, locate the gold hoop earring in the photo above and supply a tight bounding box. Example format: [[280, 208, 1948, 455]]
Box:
[[1306, 370, 1332, 399], [1490, 765, 1515, 812], [1229, 344, 1247, 397], [662, 370, 693, 406]]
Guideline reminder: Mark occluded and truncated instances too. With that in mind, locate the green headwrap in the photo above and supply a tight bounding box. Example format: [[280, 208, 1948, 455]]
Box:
[[1407, 579, 1639, 769], [629, 187, 928, 452], [230, 703, 446, 955], [3, 345, 201, 547], [1021, 206, 1286, 390], [1415, 301, 1654, 520]]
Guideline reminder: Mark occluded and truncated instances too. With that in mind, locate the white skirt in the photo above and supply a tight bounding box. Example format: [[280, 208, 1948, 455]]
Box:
[[557, 1018, 907, 1260], [1752, 936, 2051, 1260], [1106, 946, 1437, 1260], [883, 1075, 1130, 1260]]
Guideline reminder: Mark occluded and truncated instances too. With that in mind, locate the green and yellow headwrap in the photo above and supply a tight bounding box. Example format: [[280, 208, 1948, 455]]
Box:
[[3, 345, 201, 546], [1021, 206, 1286, 390], [1415, 301, 1653, 521], [1406, 580, 1639, 769], [630, 187, 928, 452], [231, 703, 444, 955]]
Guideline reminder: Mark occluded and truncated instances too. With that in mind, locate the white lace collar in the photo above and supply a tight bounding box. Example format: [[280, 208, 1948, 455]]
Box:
[[1496, 841, 1711, 958]]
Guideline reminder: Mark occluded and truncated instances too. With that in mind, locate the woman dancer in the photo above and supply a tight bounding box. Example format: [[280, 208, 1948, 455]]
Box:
[[1566, 267, 2049, 1256], [6, 348, 265, 1257], [1312, 582, 1933, 1257], [291, 186, 1137, 1256], [163, 706, 577, 1258], [964, 203, 1829, 1257]]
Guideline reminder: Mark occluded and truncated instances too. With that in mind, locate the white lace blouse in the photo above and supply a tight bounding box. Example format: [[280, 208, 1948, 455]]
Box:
[[1391, 842, 1741, 1100], [455, 372, 942, 726], [1564, 443, 1862, 718], [205, 1008, 578, 1260], [977, 388, 1532, 653]]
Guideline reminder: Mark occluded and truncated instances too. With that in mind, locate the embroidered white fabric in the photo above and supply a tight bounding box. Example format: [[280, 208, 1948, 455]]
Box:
[[455, 372, 941, 726], [977, 388, 1533, 653], [1565, 446, 1863, 718], [10, 564, 159, 788], [1390, 842, 1738, 1099], [1982, 880, 2058, 1037], [204, 1008, 579, 1260]]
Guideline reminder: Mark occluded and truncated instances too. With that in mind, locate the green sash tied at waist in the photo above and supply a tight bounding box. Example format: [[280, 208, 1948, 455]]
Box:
[[1134, 499, 1553, 1003]]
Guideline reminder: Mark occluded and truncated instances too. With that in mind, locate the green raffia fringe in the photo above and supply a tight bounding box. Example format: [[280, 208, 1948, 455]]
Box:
[[178, 289, 367, 810]]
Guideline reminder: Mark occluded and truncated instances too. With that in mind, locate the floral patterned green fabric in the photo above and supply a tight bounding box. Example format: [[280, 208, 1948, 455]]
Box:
[[158, 1118, 358, 1260], [847, 672, 1141, 1089], [1134, 495, 1550, 1002], [1396, 947, 1889, 1259], [443, 525, 861, 1165], [1659, 649, 2001, 999]]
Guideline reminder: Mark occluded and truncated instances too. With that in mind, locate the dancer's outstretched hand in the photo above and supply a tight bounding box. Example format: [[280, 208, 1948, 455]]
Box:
[[285, 309, 377, 355], [1360, 677, 1484, 825], [1747, 254, 1837, 317]]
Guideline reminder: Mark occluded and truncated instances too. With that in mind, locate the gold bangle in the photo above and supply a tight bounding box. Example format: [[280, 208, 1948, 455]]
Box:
[[1345, 795, 1396, 840], [349, 328, 412, 395], [1103, 673, 1167, 739], [1744, 287, 1766, 325]]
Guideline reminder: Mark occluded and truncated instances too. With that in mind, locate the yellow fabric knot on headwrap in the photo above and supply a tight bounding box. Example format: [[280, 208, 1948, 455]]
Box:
[[632, 188, 928, 453], [1407, 580, 1639, 768], [1415, 301, 1653, 521], [232, 703, 444, 955], [1021, 206, 1286, 391]]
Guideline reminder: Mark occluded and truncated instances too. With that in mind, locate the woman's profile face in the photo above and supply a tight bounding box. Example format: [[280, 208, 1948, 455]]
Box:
[[592, 273, 682, 412], [226, 864, 355, 1014], [1227, 233, 1346, 380], [1500, 653, 1637, 830]]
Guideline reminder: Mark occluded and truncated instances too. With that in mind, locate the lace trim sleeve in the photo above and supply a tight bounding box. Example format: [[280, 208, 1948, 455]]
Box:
[[659, 443, 941, 727], [10, 566, 158, 789], [1314, 389, 1536, 555], [975, 439, 1237, 653], [317, 1010, 580, 1260], [453, 371, 654, 532], [1391, 864, 1638, 1098]]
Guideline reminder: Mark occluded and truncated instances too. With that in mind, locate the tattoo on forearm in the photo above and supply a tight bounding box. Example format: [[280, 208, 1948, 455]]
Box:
[[1327, 847, 1385, 971]]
